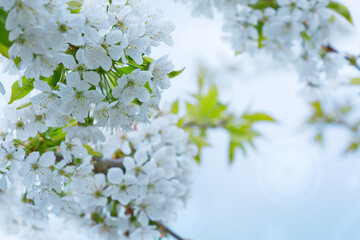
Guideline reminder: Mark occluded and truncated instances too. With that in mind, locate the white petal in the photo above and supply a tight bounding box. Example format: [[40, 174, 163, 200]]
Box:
[[99, 53, 112, 71], [108, 46, 123, 61], [83, 71, 100, 85], [122, 87, 136, 105], [58, 54, 76, 69], [123, 157, 135, 170], [0, 175, 7, 191], [134, 150, 148, 165], [118, 192, 131, 205], [106, 30, 123, 45], [0, 82, 5, 95], [136, 87, 150, 103], [107, 167, 124, 184], [34, 80, 51, 92], [138, 211, 149, 226], [84, 90, 104, 103], [39, 151, 55, 167], [66, 72, 81, 88], [94, 173, 106, 189], [26, 151, 40, 163], [59, 85, 75, 100]]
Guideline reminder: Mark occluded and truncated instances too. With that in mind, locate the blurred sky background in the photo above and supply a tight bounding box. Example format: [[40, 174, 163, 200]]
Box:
[[2, 0, 360, 239]]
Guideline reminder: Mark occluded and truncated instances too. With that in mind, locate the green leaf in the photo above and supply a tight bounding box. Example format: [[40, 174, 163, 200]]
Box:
[[250, 0, 279, 10], [170, 100, 179, 114], [228, 134, 248, 164], [47, 127, 66, 140], [168, 68, 185, 79], [350, 78, 360, 85], [125, 56, 153, 71], [0, 8, 7, 23], [83, 144, 101, 157], [199, 85, 218, 117], [314, 132, 323, 144], [189, 135, 209, 164], [142, 56, 153, 67], [16, 102, 32, 110], [301, 31, 311, 42], [310, 101, 323, 117], [229, 140, 236, 164], [9, 77, 35, 104], [197, 67, 206, 91], [327, 1, 353, 24], [185, 102, 197, 117], [46, 64, 64, 88], [346, 142, 360, 152], [254, 21, 267, 48], [0, 8, 11, 58], [67, 0, 84, 13], [242, 113, 276, 123], [116, 66, 137, 76]]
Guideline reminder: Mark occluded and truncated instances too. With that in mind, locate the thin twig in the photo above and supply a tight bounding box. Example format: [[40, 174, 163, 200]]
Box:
[[159, 223, 187, 240], [323, 44, 360, 71], [55, 155, 125, 173]]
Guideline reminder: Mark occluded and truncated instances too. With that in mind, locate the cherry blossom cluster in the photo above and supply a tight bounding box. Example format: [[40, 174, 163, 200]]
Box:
[[181, 0, 347, 86], [0, 105, 197, 239], [0, 0, 175, 134]]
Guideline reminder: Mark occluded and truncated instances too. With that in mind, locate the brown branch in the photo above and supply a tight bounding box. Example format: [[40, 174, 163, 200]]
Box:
[[92, 157, 125, 173], [158, 223, 187, 240], [323, 44, 360, 71], [55, 155, 125, 173]]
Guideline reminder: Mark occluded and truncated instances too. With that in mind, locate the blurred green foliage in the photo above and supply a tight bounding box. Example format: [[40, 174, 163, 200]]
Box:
[[172, 68, 275, 164], [307, 100, 360, 152]]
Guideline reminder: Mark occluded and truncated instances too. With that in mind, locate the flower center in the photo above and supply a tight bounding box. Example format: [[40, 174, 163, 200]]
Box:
[[135, 166, 142, 174], [16, 120, 25, 129], [6, 153, 13, 160]]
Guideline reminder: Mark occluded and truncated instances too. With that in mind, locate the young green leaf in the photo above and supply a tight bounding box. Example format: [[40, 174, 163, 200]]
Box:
[[199, 85, 218, 117], [250, 0, 279, 10], [350, 78, 360, 85], [346, 142, 360, 152], [16, 102, 32, 110], [9, 77, 35, 104], [0, 8, 11, 58], [242, 112, 276, 123], [229, 140, 237, 164], [168, 68, 185, 79], [46, 64, 64, 88], [301, 31, 311, 42], [116, 65, 137, 76], [314, 132, 323, 144], [171, 100, 179, 114], [67, 0, 84, 13], [327, 1, 353, 24], [83, 144, 101, 157]]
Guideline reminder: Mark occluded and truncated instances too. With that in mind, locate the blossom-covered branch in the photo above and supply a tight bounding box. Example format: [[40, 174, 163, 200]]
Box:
[[0, 0, 197, 239], [180, 0, 353, 87]]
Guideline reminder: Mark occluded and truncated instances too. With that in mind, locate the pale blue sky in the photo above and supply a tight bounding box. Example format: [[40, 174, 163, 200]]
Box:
[[150, 1, 360, 239]]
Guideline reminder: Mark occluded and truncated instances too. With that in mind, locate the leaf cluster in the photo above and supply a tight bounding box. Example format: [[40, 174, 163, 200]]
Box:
[[172, 70, 275, 164], [307, 100, 360, 152]]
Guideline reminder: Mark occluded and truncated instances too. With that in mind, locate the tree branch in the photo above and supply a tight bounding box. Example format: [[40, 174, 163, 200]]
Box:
[[323, 44, 360, 71], [55, 156, 187, 240], [55, 155, 125, 173], [158, 223, 187, 240]]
